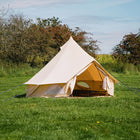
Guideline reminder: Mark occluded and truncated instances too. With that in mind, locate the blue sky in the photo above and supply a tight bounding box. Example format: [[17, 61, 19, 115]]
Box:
[[0, 0, 140, 54]]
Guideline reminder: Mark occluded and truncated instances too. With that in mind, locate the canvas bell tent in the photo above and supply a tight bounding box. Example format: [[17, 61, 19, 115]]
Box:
[[25, 37, 118, 98]]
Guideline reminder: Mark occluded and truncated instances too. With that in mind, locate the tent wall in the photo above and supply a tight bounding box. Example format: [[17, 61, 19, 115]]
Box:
[[108, 78, 114, 96], [26, 77, 76, 98], [26, 61, 115, 97], [103, 77, 114, 96], [26, 84, 67, 98], [76, 63, 105, 81]]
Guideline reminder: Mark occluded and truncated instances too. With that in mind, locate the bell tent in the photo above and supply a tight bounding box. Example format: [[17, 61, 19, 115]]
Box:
[[25, 37, 118, 98]]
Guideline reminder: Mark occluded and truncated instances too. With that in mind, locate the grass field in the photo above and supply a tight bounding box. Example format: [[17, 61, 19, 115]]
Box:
[[0, 73, 140, 140]]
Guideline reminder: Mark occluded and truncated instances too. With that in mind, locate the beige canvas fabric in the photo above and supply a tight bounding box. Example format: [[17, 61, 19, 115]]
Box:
[[25, 37, 94, 85], [25, 37, 118, 97]]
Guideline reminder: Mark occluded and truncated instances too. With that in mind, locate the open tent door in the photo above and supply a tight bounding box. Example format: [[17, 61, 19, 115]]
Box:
[[72, 62, 113, 97]]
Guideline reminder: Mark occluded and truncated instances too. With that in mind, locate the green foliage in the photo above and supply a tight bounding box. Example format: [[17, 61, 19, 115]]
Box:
[[37, 16, 62, 28], [0, 60, 39, 77], [0, 14, 32, 64], [0, 14, 99, 66], [112, 31, 140, 65], [0, 74, 140, 139], [97, 54, 140, 74], [137, 64, 140, 71], [123, 63, 139, 74]]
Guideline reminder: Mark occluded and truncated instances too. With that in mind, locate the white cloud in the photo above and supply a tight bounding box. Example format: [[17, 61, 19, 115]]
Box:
[[1, 0, 85, 9], [0, 0, 135, 9], [1, 0, 61, 8]]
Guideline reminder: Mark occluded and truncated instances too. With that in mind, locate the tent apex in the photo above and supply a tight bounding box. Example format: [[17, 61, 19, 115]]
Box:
[[70, 36, 73, 39], [69, 36, 74, 41]]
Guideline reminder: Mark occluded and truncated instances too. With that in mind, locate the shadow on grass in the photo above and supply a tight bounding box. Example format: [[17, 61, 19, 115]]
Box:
[[14, 93, 26, 98]]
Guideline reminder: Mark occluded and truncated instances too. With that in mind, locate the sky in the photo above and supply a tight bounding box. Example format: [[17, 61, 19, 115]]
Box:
[[0, 0, 140, 54]]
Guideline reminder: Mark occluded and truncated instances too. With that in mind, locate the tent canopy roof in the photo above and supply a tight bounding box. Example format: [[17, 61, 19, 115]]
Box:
[[25, 37, 118, 85]]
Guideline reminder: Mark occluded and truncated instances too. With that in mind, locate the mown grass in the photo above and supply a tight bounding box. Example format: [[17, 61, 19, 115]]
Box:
[[0, 73, 140, 140]]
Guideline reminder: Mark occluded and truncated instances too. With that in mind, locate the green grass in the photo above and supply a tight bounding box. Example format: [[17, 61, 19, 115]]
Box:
[[0, 73, 140, 140], [0, 60, 40, 77]]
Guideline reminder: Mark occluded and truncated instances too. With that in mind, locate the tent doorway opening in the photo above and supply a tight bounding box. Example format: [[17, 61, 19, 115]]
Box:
[[72, 90, 108, 97], [71, 81, 108, 97]]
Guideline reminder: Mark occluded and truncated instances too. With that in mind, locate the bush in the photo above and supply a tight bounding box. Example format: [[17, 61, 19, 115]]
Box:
[[137, 64, 140, 71], [96, 55, 140, 74], [123, 63, 139, 74]]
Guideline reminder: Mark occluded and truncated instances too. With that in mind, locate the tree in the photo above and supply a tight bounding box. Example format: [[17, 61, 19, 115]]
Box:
[[0, 15, 100, 66], [0, 14, 32, 64], [37, 16, 62, 28], [44, 24, 99, 57], [25, 23, 58, 66], [112, 31, 140, 65]]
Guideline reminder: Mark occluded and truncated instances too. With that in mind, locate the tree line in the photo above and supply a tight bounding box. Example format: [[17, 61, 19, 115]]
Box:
[[0, 14, 99, 67], [112, 31, 140, 65], [0, 11, 139, 67]]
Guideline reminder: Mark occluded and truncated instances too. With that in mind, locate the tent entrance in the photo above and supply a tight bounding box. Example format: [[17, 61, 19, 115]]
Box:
[[72, 90, 108, 97], [71, 63, 109, 97], [71, 80, 108, 97]]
